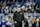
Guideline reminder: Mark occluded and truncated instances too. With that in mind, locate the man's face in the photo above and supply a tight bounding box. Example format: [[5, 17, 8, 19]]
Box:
[[25, 16, 27, 19], [17, 7, 21, 10], [6, 7, 8, 9], [22, 8, 25, 11], [2, 7, 4, 9], [2, 17, 4, 20], [8, 18, 10, 21], [9, 8, 11, 10], [5, 16, 7, 18]]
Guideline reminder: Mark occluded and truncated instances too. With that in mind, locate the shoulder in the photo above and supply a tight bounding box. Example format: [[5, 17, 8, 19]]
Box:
[[20, 11, 24, 14], [21, 11, 24, 13]]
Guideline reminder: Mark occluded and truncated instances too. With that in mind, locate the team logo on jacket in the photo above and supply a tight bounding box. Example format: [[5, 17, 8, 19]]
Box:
[[20, 13, 22, 14]]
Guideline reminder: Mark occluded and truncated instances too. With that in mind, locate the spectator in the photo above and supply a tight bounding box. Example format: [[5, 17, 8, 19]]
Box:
[[13, 8, 17, 13], [21, 5, 26, 13], [0, 3, 2, 13], [15, 1, 19, 6], [4, 6, 9, 15], [5, 15, 8, 27], [11, 1, 15, 9], [7, 1, 11, 6], [24, 0, 29, 8], [0, 18, 1, 27], [3, 1, 6, 8], [29, 0, 35, 10], [27, 6, 32, 13], [0, 6, 4, 13], [5, 15, 8, 22], [31, 16, 36, 27], [1, 17, 6, 27], [0, 3, 2, 10], [24, 16, 29, 27], [35, 16, 39, 27], [6, 17, 11, 27], [8, 7, 13, 13], [1, 1, 3, 6], [29, 0, 33, 7], [11, 17, 14, 27], [11, 1, 15, 6], [28, 16, 32, 27]]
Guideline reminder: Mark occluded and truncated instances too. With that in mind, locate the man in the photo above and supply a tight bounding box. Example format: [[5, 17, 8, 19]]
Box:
[[0, 17, 1, 27], [4, 6, 9, 15], [35, 16, 39, 27], [21, 5, 26, 13], [31, 16, 36, 27], [8, 7, 13, 13], [6, 17, 11, 27], [27, 6, 32, 13], [1, 17, 6, 27], [24, 16, 29, 27], [0, 6, 4, 13], [13, 5, 24, 27], [7, 1, 11, 6], [24, 0, 29, 8]]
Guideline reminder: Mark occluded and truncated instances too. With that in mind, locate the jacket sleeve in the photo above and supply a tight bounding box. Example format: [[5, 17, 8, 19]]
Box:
[[22, 12, 24, 21], [13, 12, 16, 21]]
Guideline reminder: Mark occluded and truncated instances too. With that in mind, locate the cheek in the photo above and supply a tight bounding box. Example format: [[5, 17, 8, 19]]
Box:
[[17, 8, 20, 10]]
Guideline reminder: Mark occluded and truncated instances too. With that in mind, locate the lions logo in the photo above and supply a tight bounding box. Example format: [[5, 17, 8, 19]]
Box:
[[20, 13, 22, 15]]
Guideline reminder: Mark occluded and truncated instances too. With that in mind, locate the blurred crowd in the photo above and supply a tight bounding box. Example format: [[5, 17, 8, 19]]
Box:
[[0, 0, 40, 15], [0, 15, 14, 27], [24, 15, 40, 27], [0, 15, 40, 27]]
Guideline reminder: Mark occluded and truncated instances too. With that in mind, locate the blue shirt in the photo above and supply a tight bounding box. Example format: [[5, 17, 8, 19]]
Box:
[[1, 19, 6, 25], [26, 18, 29, 20], [29, 1, 33, 7], [4, 8, 9, 14], [6, 21, 11, 25], [24, 1, 30, 8]]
